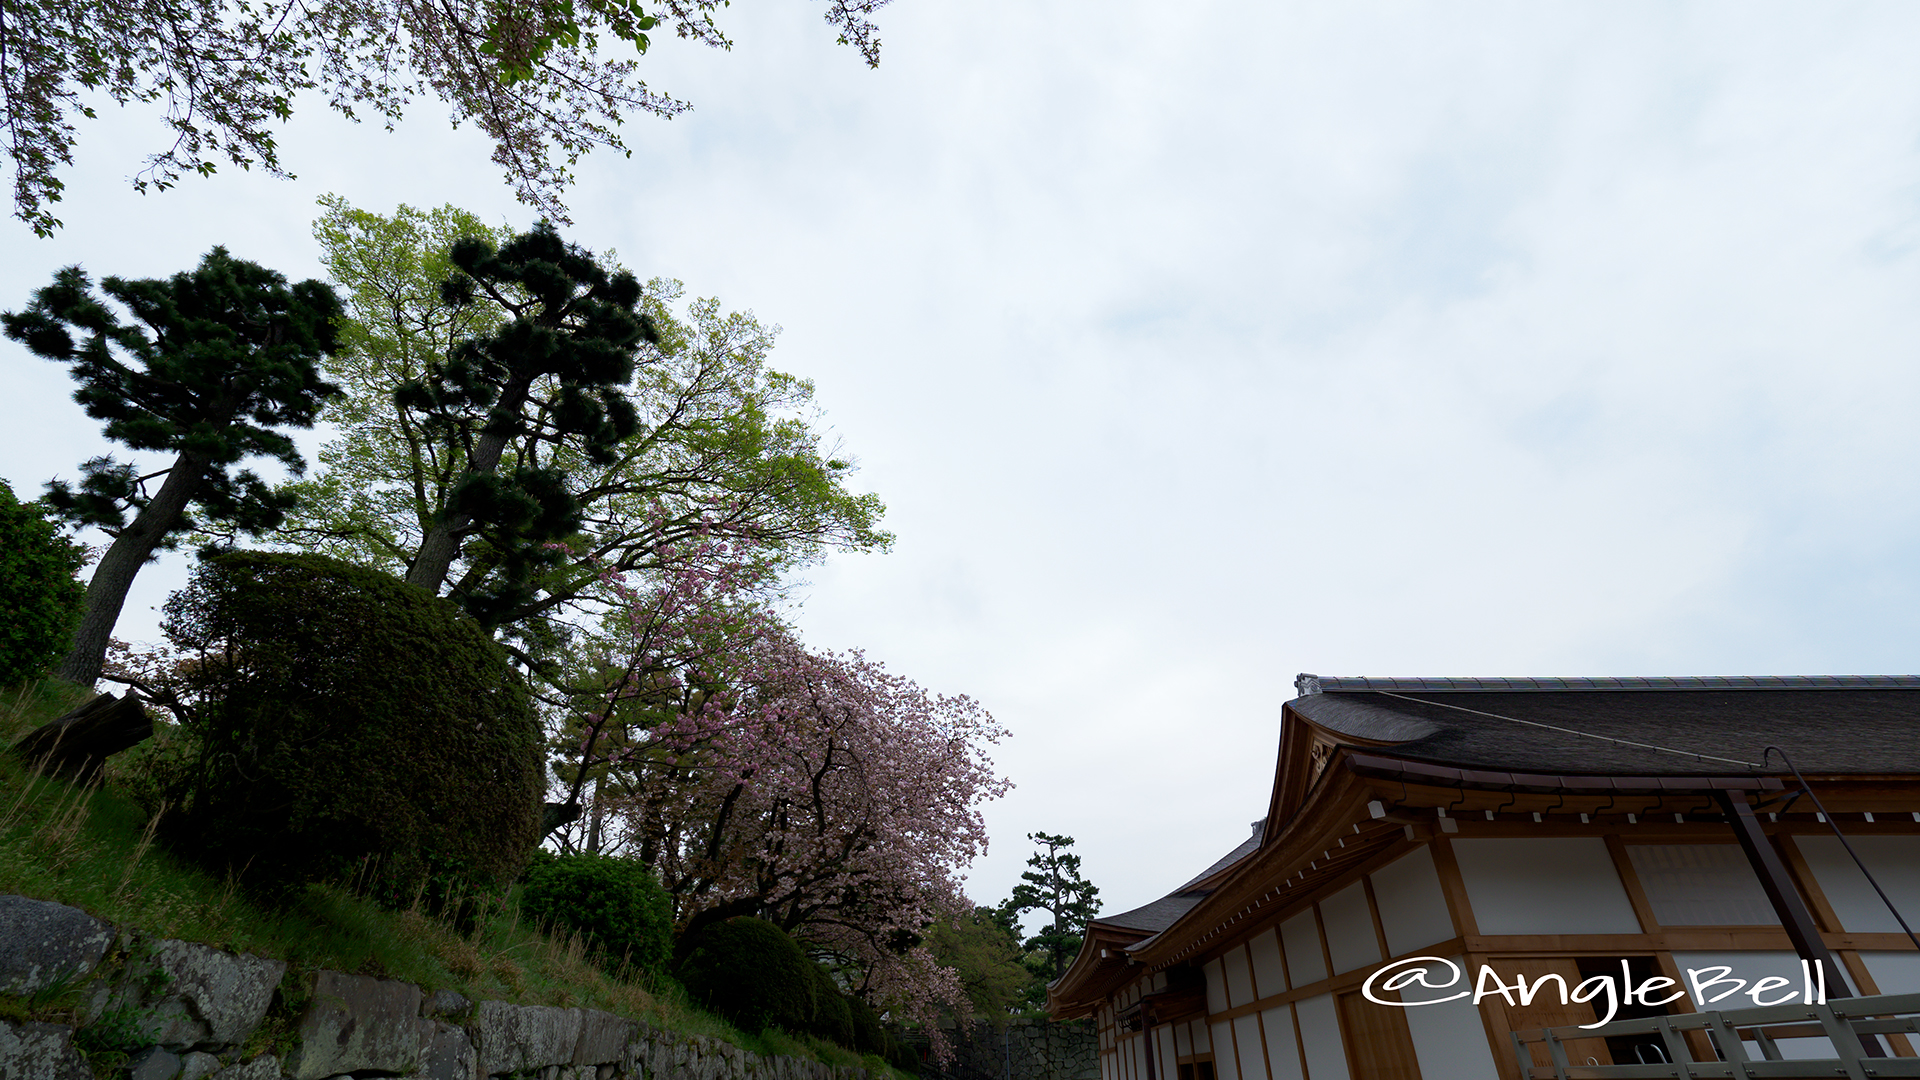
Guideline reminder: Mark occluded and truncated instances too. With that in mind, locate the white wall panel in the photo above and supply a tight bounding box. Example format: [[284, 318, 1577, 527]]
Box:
[[1101, 1055, 1113, 1080], [1863, 952, 1920, 995], [1157, 1026, 1176, 1080], [1626, 844, 1777, 926], [1224, 946, 1256, 1007], [1293, 994, 1349, 1080], [1401, 955, 1501, 1080], [1671, 951, 1834, 1059], [1796, 836, 1920, 934], [1232, 1014, 1268, 1080], [1204, 957, 1229, 1015], [1192, 1020, 1211, 1055], [1453, 837, 1641, 935], [1320, 882, 1382, 975], [1280, 909, 1327, 985], [1370, 845, 1455, 956], [1175, 1023, 1192, 1059], [1259, 1007, 1304, 1080], [1132, 1035, 1146, 1080], [1248, 929, 1287, 996], [1210, 1024, 1240, 1080]]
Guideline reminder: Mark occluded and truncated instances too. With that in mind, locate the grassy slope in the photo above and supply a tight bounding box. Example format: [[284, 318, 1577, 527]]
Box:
[[0, 679, 902, 1075]]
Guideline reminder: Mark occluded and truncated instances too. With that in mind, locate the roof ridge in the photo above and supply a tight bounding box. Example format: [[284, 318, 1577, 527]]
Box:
[[1294, 674, 1920, 695]]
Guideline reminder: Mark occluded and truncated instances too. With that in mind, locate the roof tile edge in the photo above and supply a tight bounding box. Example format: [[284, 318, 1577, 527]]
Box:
[[1294, 674, 1920, 693]]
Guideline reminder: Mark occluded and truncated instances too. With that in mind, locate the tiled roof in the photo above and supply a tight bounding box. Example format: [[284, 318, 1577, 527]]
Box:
[[1290, 674, 1920, 775]]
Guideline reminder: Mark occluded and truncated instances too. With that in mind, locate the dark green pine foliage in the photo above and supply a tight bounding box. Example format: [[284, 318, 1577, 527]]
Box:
[[0, 479, 88, 687], [397, 222, 659, 631], [1003, 831, 1102, 983], [0, 250, 340, 685]]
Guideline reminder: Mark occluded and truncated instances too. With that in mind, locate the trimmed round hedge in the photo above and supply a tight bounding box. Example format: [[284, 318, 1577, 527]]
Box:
[[521, 852, 673, 976], [0, 480, 86, 687], [161, 551, 543, 897], [807, 965, 855, 1047], [673, 917, 815, 1033], [847, 993, 887, 1056]]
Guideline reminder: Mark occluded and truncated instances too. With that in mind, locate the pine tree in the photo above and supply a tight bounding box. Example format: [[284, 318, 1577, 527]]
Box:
[[396, 221, 659, 630], [1004, 831, 1102, 983], [2, 249, 341, 685]]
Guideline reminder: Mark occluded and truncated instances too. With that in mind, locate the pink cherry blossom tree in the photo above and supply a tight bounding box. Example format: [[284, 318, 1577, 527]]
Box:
[[550, 551, 1010, 1052]]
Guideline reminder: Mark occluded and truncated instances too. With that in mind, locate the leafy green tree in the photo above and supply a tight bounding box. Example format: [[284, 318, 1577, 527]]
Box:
[[1, 0, 894, 235], [924, 905, 1033, 1018], [1, 249, 340, 685], [1002, 832, 1101, 983], [0, 479, 88, 687], [279, 199, 889, 654]]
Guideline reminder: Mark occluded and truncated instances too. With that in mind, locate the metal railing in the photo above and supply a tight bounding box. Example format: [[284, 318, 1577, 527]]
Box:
[[1510, 990, 1920, 1079]]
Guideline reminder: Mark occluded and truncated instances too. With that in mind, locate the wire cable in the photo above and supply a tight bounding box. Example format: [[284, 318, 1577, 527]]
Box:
[[1764, 746, 1920, 953], [1374, 691, 1765, 770]]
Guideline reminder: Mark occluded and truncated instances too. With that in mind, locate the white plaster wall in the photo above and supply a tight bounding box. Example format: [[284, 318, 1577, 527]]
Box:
[[1192, 1019, 1211, 1055], [1670, 951, 1834, 1060], [1224, 945, 1256, 1007], [1259, 1007, 1304, 1080], [1210, 1024, 1240, 1080], [1452, 837, 1641, 935], [1232, 1013, 1268, 1080], [1292, 994, 1349, 1080], [1320, 882, 1382, 975], [1399, 956, 1501, 1080], [1626, 844, 1777, 926], [1280, 909, 1327, 986], [1248, 929, 1286, 996], [1369, 846, 1455, 956], [1862, 951, 1920, 995], [1175, 1023, 1192, 1059], [1101, 1054, 1114, 1080], [1157, 1026, 1176, 1080], [1205, 957, 1229, 1015], [1795, 836, 1920, 934]]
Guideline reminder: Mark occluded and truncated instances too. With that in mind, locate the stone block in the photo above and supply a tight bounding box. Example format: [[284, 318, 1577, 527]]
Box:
[[406, 1019, 477, 1080], [283, 969, 425, 1079], [211, 1056, 281, 1080], [572, 1008, 633, 1066], [179, 1050, 224, 1080], [107, 939, 286, 1051], [0, 895, 114, 995], [423, 988, 472, 1020], [472, 1000, 582, 1075], [0, 1019, 91, 1080], [129, 1045, 184, 1080]]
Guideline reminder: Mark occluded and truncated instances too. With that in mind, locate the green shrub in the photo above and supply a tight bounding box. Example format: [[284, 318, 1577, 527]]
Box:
[[846, 993, 886, 1056], [806, 964, 854, 1047], [0, 479, 86, 687], [158, 551, 543, 898], [520, 852, 673, 976], [672, 917, 814, 1033], [886, 1034, 921, 1075]]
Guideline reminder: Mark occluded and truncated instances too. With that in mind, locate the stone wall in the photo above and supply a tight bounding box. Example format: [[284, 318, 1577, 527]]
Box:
[[905, 1020, 1095, 1080], [0, 895, 893, 1080]]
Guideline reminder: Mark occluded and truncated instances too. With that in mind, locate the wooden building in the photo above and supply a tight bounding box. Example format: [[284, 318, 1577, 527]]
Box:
[[1045, 676, 1920, 1079]]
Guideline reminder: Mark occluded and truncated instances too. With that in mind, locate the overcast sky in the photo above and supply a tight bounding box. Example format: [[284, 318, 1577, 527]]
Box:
[[7, 2, 1920, 920]]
